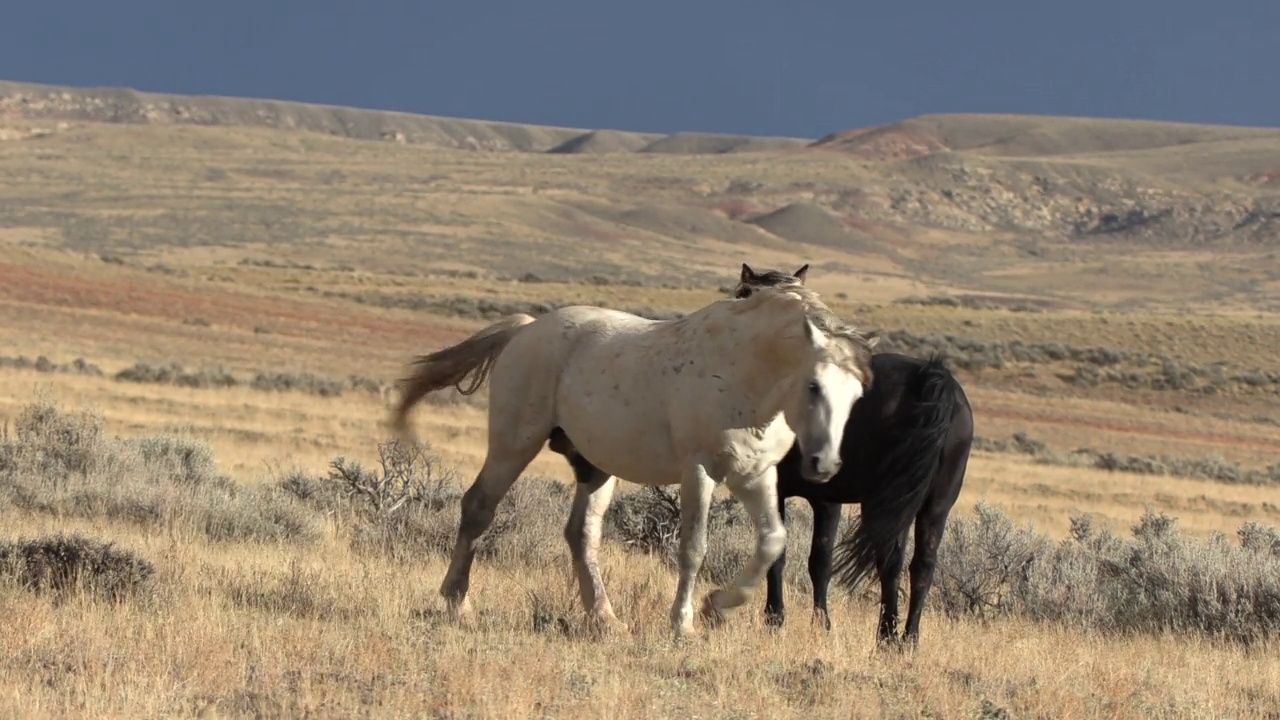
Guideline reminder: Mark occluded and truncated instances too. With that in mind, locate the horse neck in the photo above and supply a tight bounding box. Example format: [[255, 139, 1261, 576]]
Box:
[[730, 302, 818, 425]]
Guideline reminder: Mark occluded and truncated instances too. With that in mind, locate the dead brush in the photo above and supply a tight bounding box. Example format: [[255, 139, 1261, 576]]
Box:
[[314, 439, 564, 565], [325, 439, 460, 518], [318, 440, 464, 561], [0, 533, 156, 603]]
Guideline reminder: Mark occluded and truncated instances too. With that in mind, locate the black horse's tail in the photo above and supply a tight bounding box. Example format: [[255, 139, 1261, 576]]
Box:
[[830, 353, 959, 591]]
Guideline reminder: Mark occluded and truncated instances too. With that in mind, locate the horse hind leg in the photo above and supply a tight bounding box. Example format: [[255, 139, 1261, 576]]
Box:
[[904, 437, 969, 646], [563, 467, 625, 635], [902, 507, 942, 647], [701, 467, 787, 628], [874, 530, 908, 648], [439, 435, 545, 618], [903, 493, 962, 645]]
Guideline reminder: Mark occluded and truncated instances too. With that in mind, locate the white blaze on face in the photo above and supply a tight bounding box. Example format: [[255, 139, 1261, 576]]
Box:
[[794, 360, 862, 481]]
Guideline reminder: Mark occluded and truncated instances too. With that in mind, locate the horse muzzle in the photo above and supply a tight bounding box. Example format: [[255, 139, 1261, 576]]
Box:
[[801, 454, 841, 484]]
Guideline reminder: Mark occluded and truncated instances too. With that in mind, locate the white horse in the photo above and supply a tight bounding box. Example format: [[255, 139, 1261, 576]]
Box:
[[390, 283, 875, 637]]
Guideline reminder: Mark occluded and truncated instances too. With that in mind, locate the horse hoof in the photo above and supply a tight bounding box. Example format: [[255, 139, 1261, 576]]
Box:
[[764, 611, 785, 629], [672, 623, 700, 643], [443, 594, 474, 623], [589, 614, 630, 638], [875, 635, 907, 653], [699, 591, 728, 628], [812, 609, 832, 633]]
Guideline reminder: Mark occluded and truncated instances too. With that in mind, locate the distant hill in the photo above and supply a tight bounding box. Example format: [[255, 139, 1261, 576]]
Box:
[[806, 113, 1280, 249], [0, 79, 807, 155], [3, 79, 1280, 311], [813, 113, 1280, 162]]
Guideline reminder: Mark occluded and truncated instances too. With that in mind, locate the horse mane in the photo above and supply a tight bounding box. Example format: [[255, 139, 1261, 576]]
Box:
[[734, 281, 879, 358]]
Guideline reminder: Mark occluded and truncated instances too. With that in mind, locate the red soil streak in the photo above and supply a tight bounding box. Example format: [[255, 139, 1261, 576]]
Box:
[[977, 401, 1280, 457], [809, 122, 949, 162], [840, 212, 879, 233], [0, 261, 469, 350], [1243, 171, 1280, 186]]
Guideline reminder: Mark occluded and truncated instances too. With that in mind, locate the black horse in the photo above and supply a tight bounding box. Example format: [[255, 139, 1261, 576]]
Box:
[[547, 263, 973, 647]]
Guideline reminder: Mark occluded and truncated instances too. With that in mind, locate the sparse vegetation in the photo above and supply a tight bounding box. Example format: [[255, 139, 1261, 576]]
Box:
[[874, 328, 1280, 395], [2, 391, 1279, 715], [108, 360, 387, 397], [0, 399, 320, 543], [602, 485, 812, 587], [894, 294, 1045, 313], [319, 289, 685, 322], [975, 431, 1280, 485], [279, 439, 565, 565], [0, 355, 103, 377], [932, 503, 1280, 645]]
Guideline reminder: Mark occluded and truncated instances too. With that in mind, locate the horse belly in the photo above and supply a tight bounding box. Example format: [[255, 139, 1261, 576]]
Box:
[[555, 360, 681, 487], [557, 408, 680, 486]]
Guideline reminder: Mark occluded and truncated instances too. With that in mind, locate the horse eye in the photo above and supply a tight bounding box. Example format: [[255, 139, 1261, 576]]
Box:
[[737, 288, 753, 298], [807, 381, 821, 395]]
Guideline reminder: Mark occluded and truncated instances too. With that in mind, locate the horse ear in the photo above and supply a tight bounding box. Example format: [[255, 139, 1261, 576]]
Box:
[[802, 317, 826, 347], [740, 263, 756, 284], [793, 264, 810, 283]]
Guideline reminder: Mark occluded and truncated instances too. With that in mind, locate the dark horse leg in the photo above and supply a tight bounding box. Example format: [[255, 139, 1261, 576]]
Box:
[[547, 427, 600, 482], [902, 438, 970, 644], [763, 498, 789, 627], [764, 498, 842, 632], [805, 498, 841, 631], [874, 528, 908, 646]]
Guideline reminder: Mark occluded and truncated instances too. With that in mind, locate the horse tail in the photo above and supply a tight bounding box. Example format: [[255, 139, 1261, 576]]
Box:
[[830, 353, 960, 591], [388, 313, 538, 441]]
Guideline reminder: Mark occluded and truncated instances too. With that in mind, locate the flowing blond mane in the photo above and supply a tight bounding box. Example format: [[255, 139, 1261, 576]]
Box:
[[732, 281, 878, 377]]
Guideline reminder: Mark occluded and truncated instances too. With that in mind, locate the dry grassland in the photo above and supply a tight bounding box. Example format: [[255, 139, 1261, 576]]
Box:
[[2, 103, 1280, 718], [1, 512, 1277, 720]]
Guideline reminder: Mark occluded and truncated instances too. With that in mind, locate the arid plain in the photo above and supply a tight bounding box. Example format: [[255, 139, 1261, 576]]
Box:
[[1, 82, 1279, 718]]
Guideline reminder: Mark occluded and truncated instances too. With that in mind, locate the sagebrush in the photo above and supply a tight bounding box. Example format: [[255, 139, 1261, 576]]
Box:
[[931, 502, 1280, 645]]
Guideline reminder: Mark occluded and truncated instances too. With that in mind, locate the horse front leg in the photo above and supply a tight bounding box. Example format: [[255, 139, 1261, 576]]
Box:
[[763, 497, 789, 628], [670, 464, 716, 639], [807, 498, 842, 632], [701, 466, 787, 627]]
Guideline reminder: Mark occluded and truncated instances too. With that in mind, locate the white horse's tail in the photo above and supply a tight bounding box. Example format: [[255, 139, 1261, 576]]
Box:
[[389, 313, 538, 440]]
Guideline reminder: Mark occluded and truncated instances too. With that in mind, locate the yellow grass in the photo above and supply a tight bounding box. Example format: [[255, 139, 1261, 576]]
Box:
[[2, 509, 1278, 719]]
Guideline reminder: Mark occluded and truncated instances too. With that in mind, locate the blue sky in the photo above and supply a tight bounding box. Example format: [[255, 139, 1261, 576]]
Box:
[[2, 0, 1276, 138]]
